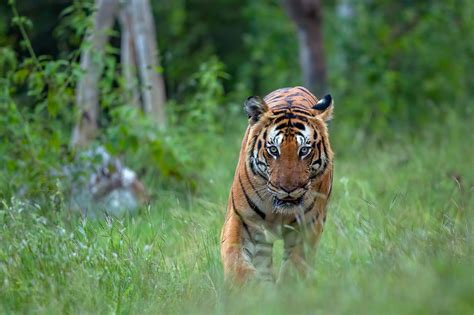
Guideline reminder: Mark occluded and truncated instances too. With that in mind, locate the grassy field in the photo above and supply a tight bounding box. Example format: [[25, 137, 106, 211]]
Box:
[[0, 111, 473, 314]]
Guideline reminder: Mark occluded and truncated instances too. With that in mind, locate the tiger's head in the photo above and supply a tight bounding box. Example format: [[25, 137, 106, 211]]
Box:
[[244, 87, 334, 212]]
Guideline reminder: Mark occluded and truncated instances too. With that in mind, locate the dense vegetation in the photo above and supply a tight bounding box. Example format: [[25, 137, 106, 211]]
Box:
[[0, 0, 473, 313]]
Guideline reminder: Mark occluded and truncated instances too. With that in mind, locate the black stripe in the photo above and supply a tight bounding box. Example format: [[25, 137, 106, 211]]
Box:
[[286, 92, 303, 98], [309, 142, 322, 173], [273, 115, 288, 124], [267, 95, 282, 102], [295, 131, 305, 138], [291, 104, 311, 110], [295, 87, 314, 100], [271, 109, 288, 115], [243, 247, 252, 257], [249, 156, 258, 176], [295, 86, 309, 92], [244, 163, 263, 200], [239, 177, 266, 220], [250, 135, 258, 156], [272, 106, 289, 110], [294, 114, 310, 121], [273, 114, 309, 125], [311, 158, 322, 167], [320, 140, 329, 170], [275, 122, 288, 130], [247, 127, 269, 182], [249, 156, 268, 181], [293, 122, 305, 130], [291, 109, 311, 115], [293, 115, 308, 122], [313, 141, 322, 158], [306, 150, 316, 162], [305, 97, 316, 104], [231, 191, 241, 217], [232, 192, 253, 240], [321, 139, 328, 159]]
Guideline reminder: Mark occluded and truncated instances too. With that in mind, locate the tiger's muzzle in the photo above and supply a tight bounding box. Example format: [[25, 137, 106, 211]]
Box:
[[268, 182, 307, 208]]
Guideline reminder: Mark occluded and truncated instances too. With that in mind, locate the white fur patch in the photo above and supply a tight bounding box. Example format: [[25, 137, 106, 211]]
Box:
[[268, 126, 283, 146], [296, 125, 311, 146]]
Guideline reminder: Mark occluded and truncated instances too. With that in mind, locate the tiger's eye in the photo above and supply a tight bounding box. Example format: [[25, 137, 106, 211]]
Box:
[[300, 146, 310, 156], [269, 146, 278, 154]]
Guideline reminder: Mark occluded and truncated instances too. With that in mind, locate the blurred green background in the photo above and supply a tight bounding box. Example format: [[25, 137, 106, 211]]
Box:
[[0, 0, 473, 314]]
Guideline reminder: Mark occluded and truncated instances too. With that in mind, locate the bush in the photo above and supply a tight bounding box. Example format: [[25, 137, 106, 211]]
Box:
[[325, 0, 474, 132]]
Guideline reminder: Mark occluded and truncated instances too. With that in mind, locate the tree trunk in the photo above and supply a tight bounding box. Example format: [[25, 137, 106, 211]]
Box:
[[71, 0, 118, 148], [283, 0, 327, 95], [128, 0, 167, 127], [72, 0, 166, 148], [119, 5, 140, 109]]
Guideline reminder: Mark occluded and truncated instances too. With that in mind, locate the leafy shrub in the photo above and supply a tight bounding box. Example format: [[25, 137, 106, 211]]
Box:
[[325, 0, 474, 133], [0, 3, 237, 204]]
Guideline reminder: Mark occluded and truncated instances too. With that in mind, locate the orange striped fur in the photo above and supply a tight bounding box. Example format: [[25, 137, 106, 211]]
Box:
[[220, 86, 334, 283]]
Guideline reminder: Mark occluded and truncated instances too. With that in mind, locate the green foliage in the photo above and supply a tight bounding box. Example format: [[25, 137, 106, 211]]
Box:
[[325, 0, 474, 132], [151, 0, 474, 134], [54, 0, 94, 54], [0, 43, 74, 203], [0, 2, 235, 203], [173, 56, 229, 133], [3, 0, 471, 133], [239, 1, 301, 93], [103, 106, 193, 187]]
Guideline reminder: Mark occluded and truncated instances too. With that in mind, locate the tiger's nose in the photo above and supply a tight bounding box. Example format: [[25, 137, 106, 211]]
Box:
[[277, 184, 307, 199], [279, 185, 298, 194]]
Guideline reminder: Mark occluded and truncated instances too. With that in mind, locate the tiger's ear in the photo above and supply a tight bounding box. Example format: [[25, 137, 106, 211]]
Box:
[[244, 96, 269, 124], [312, 94, 334, 122]]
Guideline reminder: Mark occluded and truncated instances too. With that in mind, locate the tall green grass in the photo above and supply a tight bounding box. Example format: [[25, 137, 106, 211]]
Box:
[[0, 112, 472, 314]]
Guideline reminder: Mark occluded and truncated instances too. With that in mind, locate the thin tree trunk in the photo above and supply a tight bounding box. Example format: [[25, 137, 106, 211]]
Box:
[[72, 0, 118, 148], [283, 0, 327, 95], [119, 6, 140, 109], [129, 0, 167, 127]]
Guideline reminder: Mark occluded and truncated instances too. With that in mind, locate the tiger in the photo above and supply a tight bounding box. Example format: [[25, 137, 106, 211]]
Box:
[[220, 86, 334, 283]]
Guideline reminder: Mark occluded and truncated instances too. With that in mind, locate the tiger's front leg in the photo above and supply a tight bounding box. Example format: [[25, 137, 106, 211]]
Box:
[[279, 218, 325, 281], [221, 213, 256, 283], [250, 229, 274, 282], [221, 213, 275, 283]]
